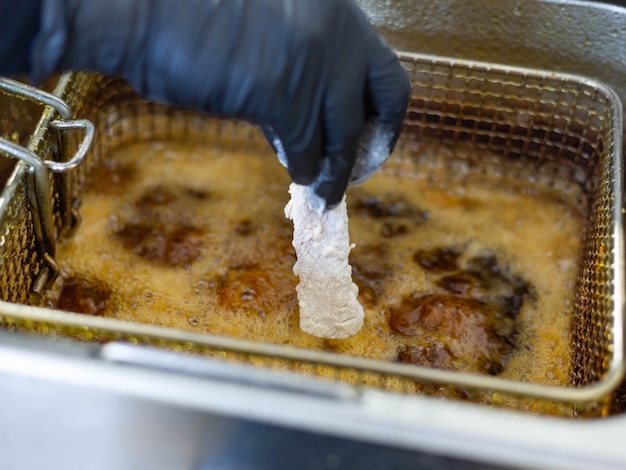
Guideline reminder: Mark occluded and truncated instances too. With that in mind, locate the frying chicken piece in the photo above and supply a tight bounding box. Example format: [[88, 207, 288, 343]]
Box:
[[284, 183, 364, 338]]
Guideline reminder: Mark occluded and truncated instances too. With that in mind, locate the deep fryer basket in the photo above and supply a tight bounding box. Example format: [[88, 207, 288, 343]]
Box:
[[0, 53, 622, 417]]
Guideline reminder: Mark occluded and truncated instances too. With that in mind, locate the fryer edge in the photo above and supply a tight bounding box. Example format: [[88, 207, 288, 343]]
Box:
[[0, 329, 625, 470]]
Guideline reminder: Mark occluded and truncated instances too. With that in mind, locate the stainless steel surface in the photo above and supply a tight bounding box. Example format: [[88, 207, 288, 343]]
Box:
[[2, 1, 626, 469], [360, 0, 626, 108], [1, 330, 626, 470]]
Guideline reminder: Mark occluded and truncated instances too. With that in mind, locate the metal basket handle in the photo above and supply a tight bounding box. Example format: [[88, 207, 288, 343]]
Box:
[[0, 78, 95, 292]]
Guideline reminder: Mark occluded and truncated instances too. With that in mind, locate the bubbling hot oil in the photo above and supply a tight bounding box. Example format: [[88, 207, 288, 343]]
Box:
[[46, 139, 582, 405]]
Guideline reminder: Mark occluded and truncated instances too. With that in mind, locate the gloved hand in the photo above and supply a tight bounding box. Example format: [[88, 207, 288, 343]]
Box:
[[31, 0, 410, 210]]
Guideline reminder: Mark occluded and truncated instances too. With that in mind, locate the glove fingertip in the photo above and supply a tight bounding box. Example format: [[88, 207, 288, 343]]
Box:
[[310, 149, 354, 211], [306, 186, 329, 214]]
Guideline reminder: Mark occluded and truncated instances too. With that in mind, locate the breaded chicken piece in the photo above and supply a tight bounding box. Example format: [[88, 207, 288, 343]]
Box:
[[285, 183, 364, 338]]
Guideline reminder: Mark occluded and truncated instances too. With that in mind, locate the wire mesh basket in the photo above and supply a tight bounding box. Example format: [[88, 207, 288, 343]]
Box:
[[0, 52, 622, 417]]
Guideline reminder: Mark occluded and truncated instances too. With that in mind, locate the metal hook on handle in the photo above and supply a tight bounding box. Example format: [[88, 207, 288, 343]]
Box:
[[49, 117, 95, 239], [47, 119, 95, 172]]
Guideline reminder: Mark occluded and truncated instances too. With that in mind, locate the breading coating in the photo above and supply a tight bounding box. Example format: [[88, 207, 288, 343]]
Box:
[[285, 183, 364, 338]]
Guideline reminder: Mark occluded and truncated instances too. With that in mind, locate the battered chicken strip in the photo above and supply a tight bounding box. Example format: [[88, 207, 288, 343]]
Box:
[[284, 183, 364, 338]]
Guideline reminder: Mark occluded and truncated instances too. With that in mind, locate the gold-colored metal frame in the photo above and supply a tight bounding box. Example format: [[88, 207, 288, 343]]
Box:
[[0, 52, 622, 416]]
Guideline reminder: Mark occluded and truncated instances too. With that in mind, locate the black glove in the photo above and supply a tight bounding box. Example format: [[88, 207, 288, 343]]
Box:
[[31, 0, 410, 210]]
